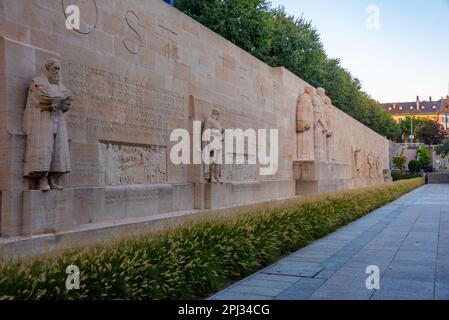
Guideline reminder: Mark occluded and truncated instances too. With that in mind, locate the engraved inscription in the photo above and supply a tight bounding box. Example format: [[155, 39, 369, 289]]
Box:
[[105, 189, 158, 205], [222, 153, 257, 182], [65, 62, 185, 145]]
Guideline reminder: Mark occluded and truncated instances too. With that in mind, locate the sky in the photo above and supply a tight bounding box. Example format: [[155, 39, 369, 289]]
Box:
[[269, 0, 449, 103]]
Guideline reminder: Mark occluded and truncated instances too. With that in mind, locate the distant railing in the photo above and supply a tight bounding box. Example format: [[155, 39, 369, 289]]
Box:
[[398, 143, 425, 150]]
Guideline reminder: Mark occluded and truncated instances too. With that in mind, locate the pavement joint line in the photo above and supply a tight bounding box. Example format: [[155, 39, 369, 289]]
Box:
[[371, 198, 429, 300], [433, 205, 443, 299], [211, 185, 446, 300]]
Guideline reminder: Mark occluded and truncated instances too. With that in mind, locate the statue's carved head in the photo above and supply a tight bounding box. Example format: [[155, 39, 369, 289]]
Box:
[[304, 86, 313, 95], [212, 108, 220, 120], [42, 58, 62, 85], [324, 97, 332, 106], [316, 87, 326, 99]]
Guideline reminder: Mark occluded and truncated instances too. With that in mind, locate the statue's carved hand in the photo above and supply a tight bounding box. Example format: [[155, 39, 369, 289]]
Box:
[[63, 89, 74, 100], [58, 97, 72, 113]]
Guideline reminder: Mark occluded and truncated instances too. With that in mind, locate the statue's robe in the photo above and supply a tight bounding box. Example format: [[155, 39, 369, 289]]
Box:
[[312, 94, 327, 162], [203, 116, 224, 179], [296, 92, 315, 161], [23, 75, 71, 177], [324, 104, 334, 162]]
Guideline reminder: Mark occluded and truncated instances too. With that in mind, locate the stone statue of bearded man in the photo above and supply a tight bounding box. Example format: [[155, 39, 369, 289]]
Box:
[[23, 58, 73, 191], [204, 109, 224, 184]]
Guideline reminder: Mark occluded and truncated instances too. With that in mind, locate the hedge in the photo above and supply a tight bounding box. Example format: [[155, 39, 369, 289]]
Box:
[[0, 178, 423, 300], [392, 171, 422, 182]]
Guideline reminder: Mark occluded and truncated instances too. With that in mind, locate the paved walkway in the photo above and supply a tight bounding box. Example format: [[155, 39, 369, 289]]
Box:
[[211, 184, 449, 300]]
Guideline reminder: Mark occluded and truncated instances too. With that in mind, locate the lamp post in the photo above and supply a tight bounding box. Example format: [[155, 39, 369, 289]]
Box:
[[409, 117, 414, 145]]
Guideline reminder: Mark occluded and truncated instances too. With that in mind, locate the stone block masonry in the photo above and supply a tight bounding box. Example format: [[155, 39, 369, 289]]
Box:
[[0, 0, 391, 242]]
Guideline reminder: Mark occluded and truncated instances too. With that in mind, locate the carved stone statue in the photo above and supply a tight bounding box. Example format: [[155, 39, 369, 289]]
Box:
[[368, 153, 375, 179], [354, 147, 362, 179], [323, 95, 334, 162], [23, 58, 73, 191], [296, 86, 315, 161], [312, 88, 329, 162], [204, 109, 224, 184], [376, 156, 382, 178]]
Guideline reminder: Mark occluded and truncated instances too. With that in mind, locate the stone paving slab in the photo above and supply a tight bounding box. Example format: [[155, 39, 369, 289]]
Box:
[[210, 184, 449, 300]]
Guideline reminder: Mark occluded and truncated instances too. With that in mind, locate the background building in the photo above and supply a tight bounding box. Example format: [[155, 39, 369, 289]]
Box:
[[381, 96, 449, 129]]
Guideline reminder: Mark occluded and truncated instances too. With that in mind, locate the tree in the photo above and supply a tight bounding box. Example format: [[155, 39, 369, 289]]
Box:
[[393, 154, 407, 173], [417, 122, 445, 146], [408, 160, 422, 173], [416, 147, 431, 168], [175, 0, 273, 61], [399, 116, 433, 142], [435, 138, 449, 159]]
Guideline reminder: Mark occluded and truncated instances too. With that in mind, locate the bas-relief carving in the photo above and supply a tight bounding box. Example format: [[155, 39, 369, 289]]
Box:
[[353, 148, 383, 185], [23, 58, 73, 191], [99, 143, 167, 185]]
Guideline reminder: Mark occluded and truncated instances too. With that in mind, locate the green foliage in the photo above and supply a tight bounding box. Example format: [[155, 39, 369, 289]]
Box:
[[416, 147, 431, 168], [175, 0, 401, 141], [0, 179, 423, 300], [391, 171, 422, 182], [399, 116, 433, 142], [435, 138, 449, 159], [175, 0, 273, 61], [417, 122, 445, 146], [393, 154, 407, 173], [408, 160, 422, 173]]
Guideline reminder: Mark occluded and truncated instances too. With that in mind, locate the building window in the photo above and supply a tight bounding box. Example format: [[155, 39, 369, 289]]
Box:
[[399, 106, 403, 110], [388, 107, 392, 110], [410, 106, 414, 110], [433, 105, 437, 109]]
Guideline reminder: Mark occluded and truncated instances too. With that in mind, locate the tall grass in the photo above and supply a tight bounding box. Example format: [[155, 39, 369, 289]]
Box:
[[0, 178, 423, 300]]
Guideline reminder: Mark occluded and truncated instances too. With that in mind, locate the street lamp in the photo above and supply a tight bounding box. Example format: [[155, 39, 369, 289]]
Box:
[[409, 116, 414, 144]]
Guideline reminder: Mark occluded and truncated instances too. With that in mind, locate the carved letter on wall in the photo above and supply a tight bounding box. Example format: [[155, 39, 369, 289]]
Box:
[[123, 10, 143, 55]]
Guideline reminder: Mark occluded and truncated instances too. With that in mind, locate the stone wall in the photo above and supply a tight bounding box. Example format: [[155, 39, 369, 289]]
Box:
[[0, 0, 391, 237]]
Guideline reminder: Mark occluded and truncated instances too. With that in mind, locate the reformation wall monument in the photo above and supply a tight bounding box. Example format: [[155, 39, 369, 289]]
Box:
[[0, 0, 391, 240]]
